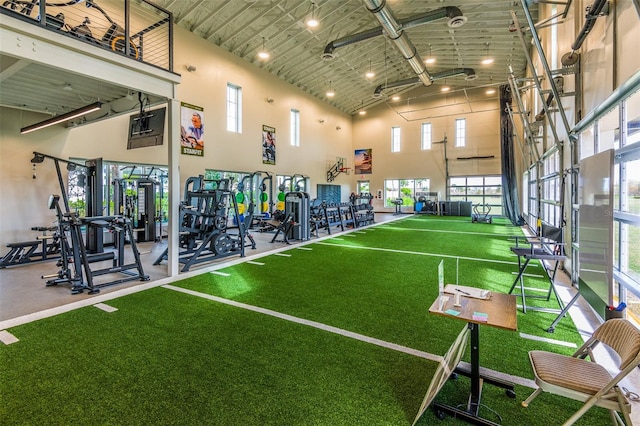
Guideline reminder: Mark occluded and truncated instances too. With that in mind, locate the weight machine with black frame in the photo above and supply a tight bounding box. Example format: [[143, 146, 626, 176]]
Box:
[[28, 152, 149, 294], [43, 194, 149, 294], [112, 165, 160, 243], [153, 176, 251, 272]]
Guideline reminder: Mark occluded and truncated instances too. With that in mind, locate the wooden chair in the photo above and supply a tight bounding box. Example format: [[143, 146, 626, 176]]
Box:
[[522, 319, 640, 425]]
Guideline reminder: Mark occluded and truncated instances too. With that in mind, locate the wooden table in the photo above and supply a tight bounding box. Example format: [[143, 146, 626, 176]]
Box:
[[429, 291, 517, 425]]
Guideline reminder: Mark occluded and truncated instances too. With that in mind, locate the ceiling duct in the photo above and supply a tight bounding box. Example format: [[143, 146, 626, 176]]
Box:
[[321, 6, 467, 60], [562, 0, 608, 66], [373, 68, 476, 97]]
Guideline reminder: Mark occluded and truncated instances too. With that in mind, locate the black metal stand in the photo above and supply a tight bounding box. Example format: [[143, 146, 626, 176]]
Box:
[[433, 323, 515, 425]]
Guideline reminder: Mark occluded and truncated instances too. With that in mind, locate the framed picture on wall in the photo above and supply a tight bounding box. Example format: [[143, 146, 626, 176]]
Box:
[[355, 149, 372, 174]]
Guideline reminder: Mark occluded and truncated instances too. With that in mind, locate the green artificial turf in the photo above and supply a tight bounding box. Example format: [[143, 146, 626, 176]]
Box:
[[0, 215, 612, 425], [2, 289, 435, 425]]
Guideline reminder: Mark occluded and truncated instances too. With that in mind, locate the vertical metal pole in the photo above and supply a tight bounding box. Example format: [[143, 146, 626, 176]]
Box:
[[53, 160, 70, 213], [124, 0, 131, 58], [518, 2, 572, 136], [469, 323, 481, 414], [167, 98, 180, 277]]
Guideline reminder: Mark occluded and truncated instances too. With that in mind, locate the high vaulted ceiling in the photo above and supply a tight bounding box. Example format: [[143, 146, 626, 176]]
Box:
[[0, 0, 541, 121], [155, 0, 540, 113]]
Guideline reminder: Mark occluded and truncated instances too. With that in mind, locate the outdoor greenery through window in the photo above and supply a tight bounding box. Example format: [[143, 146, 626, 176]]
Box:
[[226, 83, 242, 133], [357, 180, 370, 195], [290, 109, 300, 147], [391, 126, 400, 152], [421, 122, 432, 150], [384, 179, 430, 207], [577, 87, 640, 325], [455, 118, 466, 147], [449, 176, 502, 216], [67, 160, 169, 223]]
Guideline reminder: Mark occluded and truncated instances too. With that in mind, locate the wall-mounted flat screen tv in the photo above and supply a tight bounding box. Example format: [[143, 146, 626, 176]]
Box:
[[127, 107, 166, 149]]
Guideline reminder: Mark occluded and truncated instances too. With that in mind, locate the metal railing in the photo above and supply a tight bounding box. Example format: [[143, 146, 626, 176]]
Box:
[[0, 0, 173, 72]]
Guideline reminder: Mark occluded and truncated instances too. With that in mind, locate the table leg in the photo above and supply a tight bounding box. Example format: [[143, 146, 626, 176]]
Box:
[[432, 323, 515, 425]]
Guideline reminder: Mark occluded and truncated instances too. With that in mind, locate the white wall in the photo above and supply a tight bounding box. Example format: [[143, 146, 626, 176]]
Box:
[[0, 108, 72, 242]]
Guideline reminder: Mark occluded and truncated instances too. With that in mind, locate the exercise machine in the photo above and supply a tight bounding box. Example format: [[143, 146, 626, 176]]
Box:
[[284, 191, 310, 241], [113, 166, 159, 242], [0, 226, 61, 268], [414, 192, 440, 215], [154, 176, 250, 272], [43, 195, 149, 294], [472, 203, 493, 223]]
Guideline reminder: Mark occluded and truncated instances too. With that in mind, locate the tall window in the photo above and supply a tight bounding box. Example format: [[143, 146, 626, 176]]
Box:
[[226, 83, 242, 133], [391, 126, 401, 152], [455, 118, 466, 147], [290, 109, 300, 147], [421, 122, 432, 150]]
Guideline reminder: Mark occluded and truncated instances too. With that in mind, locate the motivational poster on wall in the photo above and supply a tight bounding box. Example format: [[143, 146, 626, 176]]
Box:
[[180, 102, 204, 156], [262, 125, 276, 165]]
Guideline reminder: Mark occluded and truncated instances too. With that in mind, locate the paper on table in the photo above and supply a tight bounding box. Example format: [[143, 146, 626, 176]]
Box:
[[444, 284, 491, 300]]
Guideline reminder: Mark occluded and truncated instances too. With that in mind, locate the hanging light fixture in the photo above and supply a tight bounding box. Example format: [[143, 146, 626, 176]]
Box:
[[358, 101, 367, 115], [481, 43, 494, 65], [424, 44, 436, 64], [365, 59, 375, 79], [20, 102, 103, 134], [486, 76, 496, 95], [306, 2, 319, 28], [326, 81, 335, 98], [257, 37, 270, 60]]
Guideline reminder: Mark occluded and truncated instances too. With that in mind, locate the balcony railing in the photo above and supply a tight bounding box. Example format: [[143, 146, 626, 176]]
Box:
[[1, 0, 173, 72]]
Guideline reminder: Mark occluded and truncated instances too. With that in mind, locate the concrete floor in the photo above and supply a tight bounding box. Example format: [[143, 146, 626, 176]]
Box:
[[0, 221, 307, 322]]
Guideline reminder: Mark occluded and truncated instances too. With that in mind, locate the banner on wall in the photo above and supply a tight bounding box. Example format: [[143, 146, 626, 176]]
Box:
[[180, 102, 204, 156], [354, 149, 372, 174], [262, 125, 276, 165]]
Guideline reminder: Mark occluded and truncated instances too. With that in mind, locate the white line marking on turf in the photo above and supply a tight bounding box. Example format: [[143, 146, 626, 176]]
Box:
[[0, 330, 19, 345], [520, 332, 577, 348], [162, 284, 537, 389], [94, 303, 118, 313], [380, 226, 513, 238], [210, 271, 230, 277], [297, 247, 313, 250], [344, 234, 357, 237], [317, 242, 520, 266], [354, 231, 366, 234], [331, 238, 345, 241], [162, 284, 441, 362], [247, 261, 265, 265], [274, 253, 291, 257]]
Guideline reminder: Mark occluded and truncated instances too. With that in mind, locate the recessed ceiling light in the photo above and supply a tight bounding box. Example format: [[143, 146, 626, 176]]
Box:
[[391, 95, 400, 101]]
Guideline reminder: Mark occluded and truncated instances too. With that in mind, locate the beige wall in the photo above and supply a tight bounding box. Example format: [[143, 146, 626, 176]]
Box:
[[1, 4, 638, 243], [0, 26, 352, 244], [351, 87, 502, 211]]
